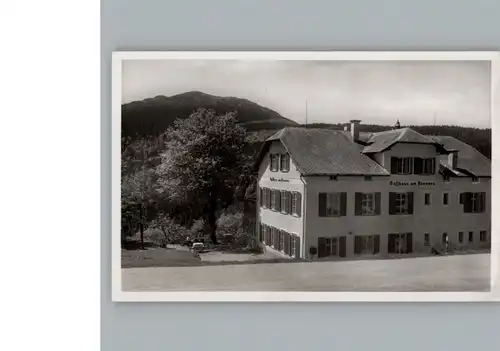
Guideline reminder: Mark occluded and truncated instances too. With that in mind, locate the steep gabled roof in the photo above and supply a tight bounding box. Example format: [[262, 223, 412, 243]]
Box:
[[362, 128, 438, 153], [428, 135, 491, 177], [256, 127, 389, 176]]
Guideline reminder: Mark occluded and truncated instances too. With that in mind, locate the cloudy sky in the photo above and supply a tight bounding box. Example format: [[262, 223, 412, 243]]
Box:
[[122, 59, 491, 128]]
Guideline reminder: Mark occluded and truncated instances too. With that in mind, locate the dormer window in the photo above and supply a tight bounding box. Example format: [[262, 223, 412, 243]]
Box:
[[392, 157, 435, 175]]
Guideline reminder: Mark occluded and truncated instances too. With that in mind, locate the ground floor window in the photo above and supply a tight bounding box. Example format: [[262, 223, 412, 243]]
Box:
[[318, 236, 346, 258], [424, 233, 430, 247], [388, 233, 413, 254], [480, 231, 487, 242], [279, 230, 285, 252], [468, 231, 474, 242], [354, 235, 380, 255], [459, 231, 464, 243], [318, 237, 338, 257]]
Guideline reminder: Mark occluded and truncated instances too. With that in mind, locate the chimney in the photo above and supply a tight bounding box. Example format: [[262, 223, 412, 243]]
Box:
[[343, 125, 349, 131], [448, 150, 458, 169], [350, 120, 361, 141]]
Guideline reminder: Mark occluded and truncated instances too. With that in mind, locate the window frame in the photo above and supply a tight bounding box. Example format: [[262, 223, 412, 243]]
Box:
[[480, 230, 487, 242], [395, 192, 409, 214], [326, 193, 342, 217], [361, 193, 375, 215], [458, 231, 464, 243], [468, 231, 474, 242], [290, 234, 297, 258], [280, 153, 290, 172], [443, 192, 449, 206], [270, 154, 279, 172], [424, 192, 431, 205]]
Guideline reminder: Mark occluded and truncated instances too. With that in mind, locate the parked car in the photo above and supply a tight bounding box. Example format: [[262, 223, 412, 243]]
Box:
[[192, 242, 205, 252]]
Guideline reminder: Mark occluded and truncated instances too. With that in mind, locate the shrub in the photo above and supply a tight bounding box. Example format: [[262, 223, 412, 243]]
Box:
[[190, 218, 205, 238], [149, 214, 188, 245]]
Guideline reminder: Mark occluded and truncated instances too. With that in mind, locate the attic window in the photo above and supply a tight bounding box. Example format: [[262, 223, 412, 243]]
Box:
[[443, 174, 450, 182], [280, 154, 290, 172], [330, 175, 338, 181], [270, 154, 279, 172], [364, 176, 372, 181], [472, 177, 480, 184]]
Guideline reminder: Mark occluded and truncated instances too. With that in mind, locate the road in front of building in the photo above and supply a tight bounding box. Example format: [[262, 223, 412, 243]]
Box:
[[122, 253, 490, 292]]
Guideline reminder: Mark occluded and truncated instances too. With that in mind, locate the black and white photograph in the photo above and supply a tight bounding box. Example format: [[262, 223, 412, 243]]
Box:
[[113, 52, 497, 301]]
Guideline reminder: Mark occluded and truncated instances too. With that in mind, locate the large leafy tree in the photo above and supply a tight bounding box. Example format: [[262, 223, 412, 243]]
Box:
[[156, 109, 247, 244]]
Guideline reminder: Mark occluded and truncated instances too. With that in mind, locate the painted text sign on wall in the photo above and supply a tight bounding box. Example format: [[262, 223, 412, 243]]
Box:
[[389, 180, 435, 187], [270, 177, 290, 182]]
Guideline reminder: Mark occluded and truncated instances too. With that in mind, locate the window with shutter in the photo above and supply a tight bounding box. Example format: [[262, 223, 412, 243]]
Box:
[[280, 191, 288, 214], [295, 236, 300, 258], [296, 192, 302, 217], [354, 193, 362, 216], [318, 238, 326, 258], [290, 234, 297, 258], [339, 236, 346, 257], [374, 235, 380, 254], [391, 157, 400, 174], [406, 233, 413, 253], [414, 157, 423, 174], [389, 192, 397, 215], [340, 192, 347, 216], [375, 192, 381, 215], [390, 192, 412, 215], [354, 236, 362, 254], [280, 154, 290, 172], [318, 193, 327, 217], [279, 230, 284, 251], [270, 154, 279, 172], [407, 192, 414, 214]]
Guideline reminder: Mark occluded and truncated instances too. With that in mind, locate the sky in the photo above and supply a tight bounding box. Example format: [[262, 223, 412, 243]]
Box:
[[122, 59, 491, 128]]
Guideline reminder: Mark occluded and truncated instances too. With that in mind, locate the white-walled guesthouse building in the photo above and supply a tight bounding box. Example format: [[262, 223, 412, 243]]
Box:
[[255, 120, 491, 260]]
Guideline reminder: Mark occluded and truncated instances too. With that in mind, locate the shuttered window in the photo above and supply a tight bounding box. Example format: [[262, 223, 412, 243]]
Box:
[[280, 191, 291, 214], [355, 192, 381, 216], [461, 192, 486, 213], [280, 154, 290, 172], [291, 192, 302, 217], [389, 192, 413, 215], [290, 234, 297, 257], [319, 192, 346, 217], [270, 154, 279, 172], [354, 235, 380, 255]]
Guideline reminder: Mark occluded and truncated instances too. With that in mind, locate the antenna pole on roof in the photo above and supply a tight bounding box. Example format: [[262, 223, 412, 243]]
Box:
[[433, 111, 436, 126]]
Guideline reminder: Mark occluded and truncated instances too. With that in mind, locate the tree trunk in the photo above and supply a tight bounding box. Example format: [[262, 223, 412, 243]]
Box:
[[139, 204, 144, 249], [208, 190, 218, 244], [160, 226, 168, 248]]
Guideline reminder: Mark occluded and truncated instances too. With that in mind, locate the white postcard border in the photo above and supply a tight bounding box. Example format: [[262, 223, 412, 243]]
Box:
[[111, 51, 500, 302]]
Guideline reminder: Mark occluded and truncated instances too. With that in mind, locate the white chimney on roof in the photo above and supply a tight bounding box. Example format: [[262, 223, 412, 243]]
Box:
[[448, 150, 458, 169], [350, 120, 361, 141], [343, 125, 349, 131]]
